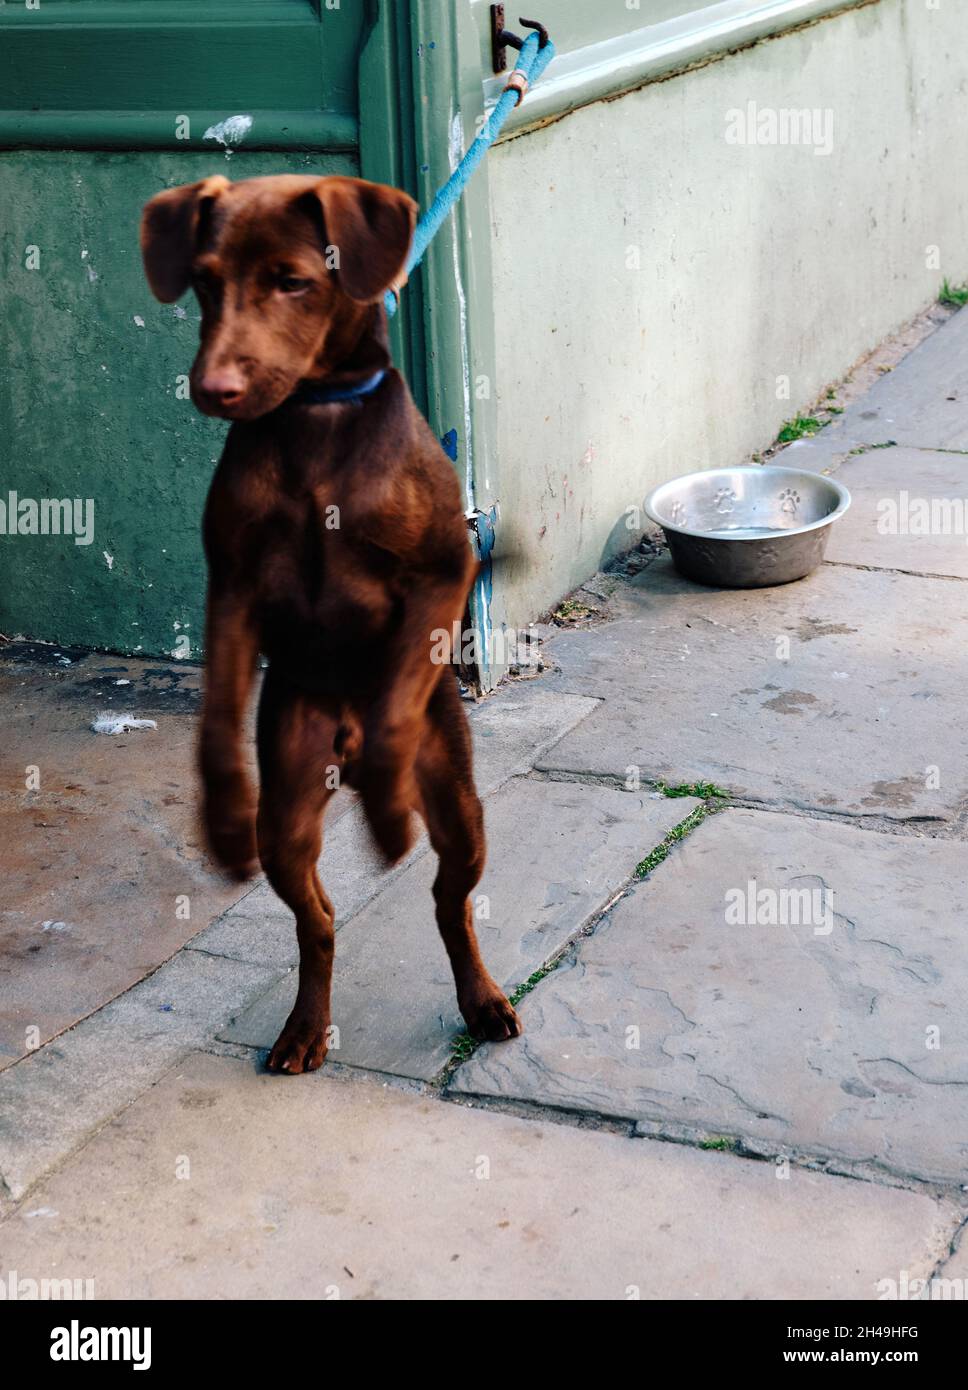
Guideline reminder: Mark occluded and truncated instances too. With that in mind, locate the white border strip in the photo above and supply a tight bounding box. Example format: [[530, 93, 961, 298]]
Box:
[[484, 0, 874, 136]]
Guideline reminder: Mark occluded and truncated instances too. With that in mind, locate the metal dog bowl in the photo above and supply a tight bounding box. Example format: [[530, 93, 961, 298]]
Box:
[[644, 465, 850, 587]]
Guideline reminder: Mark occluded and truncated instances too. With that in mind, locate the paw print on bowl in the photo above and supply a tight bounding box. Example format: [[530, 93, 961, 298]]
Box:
[[779, 487, 801, 515], [714, 487, 737, 515], [669, 499, 686, 525]]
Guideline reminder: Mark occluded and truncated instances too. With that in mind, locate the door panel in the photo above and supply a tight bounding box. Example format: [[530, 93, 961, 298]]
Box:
[[0, 1, 368, 655]]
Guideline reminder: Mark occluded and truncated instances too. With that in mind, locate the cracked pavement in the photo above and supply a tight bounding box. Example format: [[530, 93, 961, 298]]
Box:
[[2, 311, 968, 1297]]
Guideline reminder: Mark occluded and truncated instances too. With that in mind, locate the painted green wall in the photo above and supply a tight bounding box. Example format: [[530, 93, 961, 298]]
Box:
[[0, 0, 373, 657], [0, 150, 355, 657]]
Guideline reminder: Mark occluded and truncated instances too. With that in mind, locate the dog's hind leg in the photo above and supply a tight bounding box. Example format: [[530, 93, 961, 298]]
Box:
[[415, 675, 521, 1042], [256, 670, 341, 1074]]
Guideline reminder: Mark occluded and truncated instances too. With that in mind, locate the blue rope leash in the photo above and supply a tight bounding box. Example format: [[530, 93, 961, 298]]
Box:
[[385, 30, 555, 317]]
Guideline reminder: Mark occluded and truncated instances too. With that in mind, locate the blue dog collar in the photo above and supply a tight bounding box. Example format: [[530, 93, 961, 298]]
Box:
[[291, 368, 387, 406]]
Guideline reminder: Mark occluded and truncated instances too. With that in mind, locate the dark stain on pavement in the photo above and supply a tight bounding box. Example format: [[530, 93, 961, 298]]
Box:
[[796, 618, 857, 642], [762, 690, 819, 715]]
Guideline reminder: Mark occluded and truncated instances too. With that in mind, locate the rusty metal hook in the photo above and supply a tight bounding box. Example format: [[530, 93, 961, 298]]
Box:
[[491, 7, 550, 73], [518, 18, 550, 49]]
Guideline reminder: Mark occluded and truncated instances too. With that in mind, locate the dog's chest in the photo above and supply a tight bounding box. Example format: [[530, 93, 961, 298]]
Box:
[[251, 484, 398, 641]]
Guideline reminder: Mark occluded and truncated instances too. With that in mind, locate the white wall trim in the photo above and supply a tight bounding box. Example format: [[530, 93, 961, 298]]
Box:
[[485, 0, 877, 137]]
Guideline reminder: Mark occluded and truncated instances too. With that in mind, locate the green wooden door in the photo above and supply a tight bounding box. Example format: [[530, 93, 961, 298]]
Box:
[[0, 0, 423, 658]]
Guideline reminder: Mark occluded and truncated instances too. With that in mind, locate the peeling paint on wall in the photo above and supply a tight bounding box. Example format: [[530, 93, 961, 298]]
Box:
[[203, 114, 254, 157]]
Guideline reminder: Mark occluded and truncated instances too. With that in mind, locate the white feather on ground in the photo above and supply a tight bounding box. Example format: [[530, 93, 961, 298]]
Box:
[[91, 713, 157, 734]]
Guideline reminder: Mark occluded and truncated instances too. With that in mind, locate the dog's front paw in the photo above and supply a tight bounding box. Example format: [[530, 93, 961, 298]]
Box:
[[366, 802, 416, 866], [461, 987, 522, 1042], [204, 798, 258, 881], [358, 735, 418, 864], [266, 1016, 330, 1074]]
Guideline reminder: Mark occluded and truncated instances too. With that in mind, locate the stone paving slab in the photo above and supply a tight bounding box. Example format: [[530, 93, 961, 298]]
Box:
[[0, 951, 283, 1202], [0, 647, 255, 1069], [221, 779, 698, 1079], [191, 686, 599, 968], [835, 306, 968, 450], [824, 446, 968, 578], [0, 683, 599, 1203], [452, 807, 968, 1185], [938, 1225, 968, 1288], [537, 559, 968, 821], [786, 308, 968, 465], [465, 685, 602, 795], [0, 1051, 955, 1300]]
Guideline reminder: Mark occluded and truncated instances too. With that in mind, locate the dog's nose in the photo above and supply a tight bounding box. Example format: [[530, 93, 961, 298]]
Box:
[[199, 368, 246, 408]]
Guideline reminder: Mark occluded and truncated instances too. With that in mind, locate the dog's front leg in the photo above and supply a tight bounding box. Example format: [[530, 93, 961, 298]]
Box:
[[358, 572, 468, 863], [199, 586, 260, 879]]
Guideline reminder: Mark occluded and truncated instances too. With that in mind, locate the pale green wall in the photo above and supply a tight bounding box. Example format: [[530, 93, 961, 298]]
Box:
[[486, 0, 968, 627]]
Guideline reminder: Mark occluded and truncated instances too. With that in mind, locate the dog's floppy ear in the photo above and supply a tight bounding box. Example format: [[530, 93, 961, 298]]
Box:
[[305, 176, 416, 304], [140, 175, 230, 302]]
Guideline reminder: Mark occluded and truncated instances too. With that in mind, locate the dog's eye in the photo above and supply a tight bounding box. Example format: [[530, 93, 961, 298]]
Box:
[[277, 274, 311, 295]]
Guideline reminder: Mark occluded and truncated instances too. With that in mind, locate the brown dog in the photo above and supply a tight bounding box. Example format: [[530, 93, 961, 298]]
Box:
[[140, 173, 520, 1073]]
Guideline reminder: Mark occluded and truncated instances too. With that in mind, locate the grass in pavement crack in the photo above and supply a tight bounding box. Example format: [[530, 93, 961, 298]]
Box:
[[655, 778, 729, 800], [446, 790, 729, 1070], [634, 803, 709, 878], [635, 779, 730, 879], [939, 278, 968, 308], [449, 1033, 477, 1066], [776, 413, 826, 443], [446, 962, 567, 1070], [509, 964, 557, 1007]]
